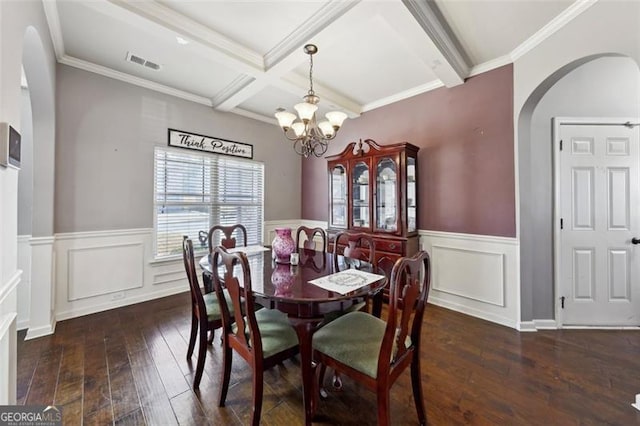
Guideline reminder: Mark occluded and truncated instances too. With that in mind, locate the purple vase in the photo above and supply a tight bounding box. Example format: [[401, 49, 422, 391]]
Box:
[[272, 227, 296, 264], [271, 263, 295, 297]]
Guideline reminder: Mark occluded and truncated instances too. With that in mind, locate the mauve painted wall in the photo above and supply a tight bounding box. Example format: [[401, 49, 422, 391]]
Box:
[[302, 64, 515, 237]]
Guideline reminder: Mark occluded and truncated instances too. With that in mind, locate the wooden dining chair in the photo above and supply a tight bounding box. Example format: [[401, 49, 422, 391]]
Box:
[[207, 224, 248, 251], [296, 226, 327, 253], [182, 236, 233, 389], [332, 231, 376, 270], [312, 251, 431, 426], [212, 246, 299, 426], [202, 224, 248, 293]]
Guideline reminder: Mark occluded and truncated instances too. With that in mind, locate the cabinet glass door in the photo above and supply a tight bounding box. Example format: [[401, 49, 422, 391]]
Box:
[[330, 165, 347, 228], [407, 157, 417, 232], [351, 161, 370, 228], [375, 157, 397, 232]]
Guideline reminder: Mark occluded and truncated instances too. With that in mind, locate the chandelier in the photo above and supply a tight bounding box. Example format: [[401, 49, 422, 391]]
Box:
[[275, 44, 348, 158]]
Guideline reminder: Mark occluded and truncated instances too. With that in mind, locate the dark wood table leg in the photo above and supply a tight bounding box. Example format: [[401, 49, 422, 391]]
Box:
[[371, 289, 384, 318], [293, 320, 319, 426]]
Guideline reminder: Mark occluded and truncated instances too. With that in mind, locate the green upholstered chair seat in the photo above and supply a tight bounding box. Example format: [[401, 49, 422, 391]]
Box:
[[203, 290, 234, 321], [313, 311, 410, 379], [321, 301, 366, 325], [232, 308, 299, 359]]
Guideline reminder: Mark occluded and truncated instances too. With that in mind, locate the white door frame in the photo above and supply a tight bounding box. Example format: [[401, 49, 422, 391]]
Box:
[[553, 116, 640, 328]]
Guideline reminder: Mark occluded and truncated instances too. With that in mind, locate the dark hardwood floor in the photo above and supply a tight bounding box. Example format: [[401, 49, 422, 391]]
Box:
[[17, 292, 640, 425]]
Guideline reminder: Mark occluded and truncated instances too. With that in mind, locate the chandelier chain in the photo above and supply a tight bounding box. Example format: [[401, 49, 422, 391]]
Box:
[[308, 51, 314, 96], [274, 44, 347, 158]]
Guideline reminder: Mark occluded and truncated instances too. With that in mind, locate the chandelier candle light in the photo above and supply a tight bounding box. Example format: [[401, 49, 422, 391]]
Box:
[[275, 44, 348, 158]]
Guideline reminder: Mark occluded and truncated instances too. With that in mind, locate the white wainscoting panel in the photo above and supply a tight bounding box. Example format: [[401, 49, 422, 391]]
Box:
[[0, 313, 17, 404], [67, 243, 144, 301], [55, 229, 188, 321], [431, 245, 505, 306], [0, 271, 20, 404], [26, 237, 56, 340], [16, 236, 31, 330], [420, 230, 519, 329]]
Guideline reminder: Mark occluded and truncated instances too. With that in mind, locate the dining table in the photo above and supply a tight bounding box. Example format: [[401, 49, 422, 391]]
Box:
[[199, 247, 387, 425]]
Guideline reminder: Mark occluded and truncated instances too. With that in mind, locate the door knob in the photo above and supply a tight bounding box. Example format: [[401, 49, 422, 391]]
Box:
[[632, 237, 640, 245]]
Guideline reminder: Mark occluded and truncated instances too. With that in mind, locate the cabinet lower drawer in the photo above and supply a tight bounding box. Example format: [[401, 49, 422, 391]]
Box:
[[373, 239, 404, 254]]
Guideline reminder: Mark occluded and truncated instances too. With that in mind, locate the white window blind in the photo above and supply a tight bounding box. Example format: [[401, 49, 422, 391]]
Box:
[[154, 147, 264, 258]]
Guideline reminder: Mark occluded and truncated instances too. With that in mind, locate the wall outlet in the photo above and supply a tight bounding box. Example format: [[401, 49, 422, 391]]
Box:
[[111, 291, 125, 301]]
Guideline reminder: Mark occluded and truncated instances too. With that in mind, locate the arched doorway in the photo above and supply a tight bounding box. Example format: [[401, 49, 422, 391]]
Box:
[[518, 54, 640, 326], [20, 26, 56, 339]]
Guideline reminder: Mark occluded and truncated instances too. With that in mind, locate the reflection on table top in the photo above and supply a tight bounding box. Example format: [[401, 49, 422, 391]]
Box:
[[198, 249, 387, 306]]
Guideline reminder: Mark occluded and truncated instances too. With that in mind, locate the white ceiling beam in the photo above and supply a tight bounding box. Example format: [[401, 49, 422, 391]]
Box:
[[105, 0, 264, 76], [214, 0, 363, 117], [211, 75, 259, 111], [263, 0, 361, 72], [401, 0, 470, 87]]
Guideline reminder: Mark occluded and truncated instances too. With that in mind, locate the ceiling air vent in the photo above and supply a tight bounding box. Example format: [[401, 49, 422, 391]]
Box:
[[125, 52, 162, 71]]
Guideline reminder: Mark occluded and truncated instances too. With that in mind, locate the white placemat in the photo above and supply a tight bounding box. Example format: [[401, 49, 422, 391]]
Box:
[[308, 269, 386, 295], [227, 245, 268, 255]]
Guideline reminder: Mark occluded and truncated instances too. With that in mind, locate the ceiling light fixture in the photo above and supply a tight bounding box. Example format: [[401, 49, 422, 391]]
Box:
[[275, 44, 348, 158]]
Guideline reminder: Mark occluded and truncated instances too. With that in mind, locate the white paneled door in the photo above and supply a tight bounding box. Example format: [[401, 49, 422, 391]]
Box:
[[557, 120, 639, 326]]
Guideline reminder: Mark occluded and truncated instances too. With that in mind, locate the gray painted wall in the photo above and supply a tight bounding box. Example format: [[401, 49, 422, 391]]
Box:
[[18, 88, 33, 236], [55, 65, 301, 233], [520, 56, 640, 320]]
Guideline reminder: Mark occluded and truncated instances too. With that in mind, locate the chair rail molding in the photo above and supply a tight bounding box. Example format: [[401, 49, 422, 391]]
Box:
[[419, 230, 519, 329], [264, 220, 304, 246]]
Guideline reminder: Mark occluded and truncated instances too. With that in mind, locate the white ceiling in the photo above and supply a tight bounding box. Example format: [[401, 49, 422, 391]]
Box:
[[43, 0, 586, 125]]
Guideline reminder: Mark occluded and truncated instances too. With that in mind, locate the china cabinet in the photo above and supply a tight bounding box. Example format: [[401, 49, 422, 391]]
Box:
[[327, 139, 419, 295]]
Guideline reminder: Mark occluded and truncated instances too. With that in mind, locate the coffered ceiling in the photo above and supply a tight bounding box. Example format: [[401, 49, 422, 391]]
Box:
[[42, 0, 590, 125]]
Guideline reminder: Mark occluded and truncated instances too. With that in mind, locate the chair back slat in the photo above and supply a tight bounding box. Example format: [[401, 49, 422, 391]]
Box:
[[380, 251, 431, 372], [207, 224, 248, 252], [332, 231, 376, 270], [182, 237, 207, 318], [296, 226, 327, 253], [212, 246, 262, 355]]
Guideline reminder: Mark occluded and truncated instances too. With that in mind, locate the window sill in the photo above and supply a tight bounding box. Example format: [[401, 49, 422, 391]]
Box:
[[149, 250, 207, 266]]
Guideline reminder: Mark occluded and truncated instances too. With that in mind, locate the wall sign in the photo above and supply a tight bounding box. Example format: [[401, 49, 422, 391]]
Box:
[[168, 128, 253, 159]]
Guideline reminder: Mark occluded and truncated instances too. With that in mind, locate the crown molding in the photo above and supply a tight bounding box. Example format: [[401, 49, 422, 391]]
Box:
[[362, 80, 444, 112], [263, 0, 362, 71], [59, 55, 213, 106], [41, 0, 65, 61], [401, 0, 469, 85], [468, 55, 512, 77], [509, 0, 598, 62], [230, 108, 276, 125]]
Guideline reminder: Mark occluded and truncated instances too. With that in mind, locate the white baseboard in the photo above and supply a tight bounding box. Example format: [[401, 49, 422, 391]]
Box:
[[55, 285, 187, 322], [24, 320, 56, 340], [533, 319, 558, 329], [517, 319, 558, 331], [16, 319, 29, 331], [430, 295, 518, 329]]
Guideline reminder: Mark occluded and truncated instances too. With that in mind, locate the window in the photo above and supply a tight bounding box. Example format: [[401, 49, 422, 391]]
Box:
[[154, 147, 264, 259]]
